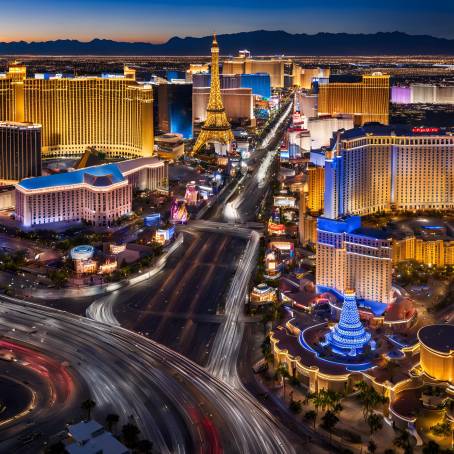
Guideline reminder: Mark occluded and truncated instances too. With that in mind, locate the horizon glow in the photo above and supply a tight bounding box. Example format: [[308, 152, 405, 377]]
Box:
[[1, 0, 454, 42]]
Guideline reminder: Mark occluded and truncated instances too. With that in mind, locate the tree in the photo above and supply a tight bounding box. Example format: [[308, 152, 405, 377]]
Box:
[[367, 413, 384, 436], [274, 363, 291, 399], [106, 413, 120, 432], [368, 439, 377, 454], [321, 410, 339, 442], [289, 399, 302, 414], [393, 429, 413, 454], [261, 335, 273, 366], [135, 439, 154, 453], [423, 440, 440, 454], [430, 417, 452, 438], [122, 422, 141, 447], [356, 381, 388, 421], [304, 410, 317, 430], [81, 399, 96, 420]]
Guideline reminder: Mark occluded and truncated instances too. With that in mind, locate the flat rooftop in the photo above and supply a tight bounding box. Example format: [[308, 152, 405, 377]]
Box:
[[340, 123, 454, 140], [418, 324, 454, 354]]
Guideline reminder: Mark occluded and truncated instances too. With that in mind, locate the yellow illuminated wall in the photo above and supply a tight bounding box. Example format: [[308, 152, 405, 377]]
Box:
[[419, 343, 453, 383], [318, 74, 390, 125], [0, 65, 154, 158], [393, 237, 454, 267], [222, 56, 286, 88], [307, 166, 324, 213]]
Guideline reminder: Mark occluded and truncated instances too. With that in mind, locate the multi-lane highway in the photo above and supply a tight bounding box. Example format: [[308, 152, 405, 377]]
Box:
[[0, 296, 296, 453], [1, 97, 299, 453]]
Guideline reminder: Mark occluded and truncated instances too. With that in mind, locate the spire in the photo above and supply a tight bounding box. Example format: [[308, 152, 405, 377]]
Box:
[[326, 289, 371, 356], [191, 32, 234, 155]]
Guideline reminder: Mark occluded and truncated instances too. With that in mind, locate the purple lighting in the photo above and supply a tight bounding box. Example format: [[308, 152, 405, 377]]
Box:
[[391, 86, 411, 104]]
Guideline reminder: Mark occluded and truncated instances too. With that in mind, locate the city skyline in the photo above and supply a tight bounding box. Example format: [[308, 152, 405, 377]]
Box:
[[1, 0, 454, 42]]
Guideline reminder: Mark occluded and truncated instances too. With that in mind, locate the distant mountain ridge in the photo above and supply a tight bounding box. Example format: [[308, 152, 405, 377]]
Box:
[[1, 31, 454, 56]]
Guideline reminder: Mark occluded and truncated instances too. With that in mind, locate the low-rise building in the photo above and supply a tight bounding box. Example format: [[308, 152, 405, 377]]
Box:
[[250, 283, 277, 305], [16, 158, 167, 228], [66, 420, 129, 454]]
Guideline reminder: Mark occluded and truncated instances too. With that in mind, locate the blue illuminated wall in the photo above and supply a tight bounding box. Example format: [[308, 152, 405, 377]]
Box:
[[157, 83, 193, 139], [240, 73, 271, 99]]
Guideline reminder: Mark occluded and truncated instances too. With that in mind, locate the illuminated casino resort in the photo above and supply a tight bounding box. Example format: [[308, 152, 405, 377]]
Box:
[[268, 114, 454, 440], [0, 62, 154, 159], [15, 158, 167, 228], [317, 73, 390, 125]]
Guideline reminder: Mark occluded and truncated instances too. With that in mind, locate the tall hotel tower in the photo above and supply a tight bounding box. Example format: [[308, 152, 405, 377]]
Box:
[[0, 63, 154, 158], [317, 124, 454, 305], [318, 74, 390, 125], [0, 121, 41, 183]]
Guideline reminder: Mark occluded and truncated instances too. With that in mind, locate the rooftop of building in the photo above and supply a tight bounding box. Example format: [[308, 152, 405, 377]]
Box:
[[418, 324, 454, 354], [67, 420, 128, 454], [18, 163, 125, 191], [383, 217, 454, 242], [115, 157, 164, 173], [0, 121, 41, 129], [339, 123, 454, 141], [0, 185, 15, 193]]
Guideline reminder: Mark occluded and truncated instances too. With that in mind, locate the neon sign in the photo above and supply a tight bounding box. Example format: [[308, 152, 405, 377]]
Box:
[[412, 127, 440, 134]]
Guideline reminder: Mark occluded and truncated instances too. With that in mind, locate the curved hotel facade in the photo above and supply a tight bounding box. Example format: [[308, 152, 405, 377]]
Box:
[[0, 63, 154, 158], [324, 125, 454, 219]]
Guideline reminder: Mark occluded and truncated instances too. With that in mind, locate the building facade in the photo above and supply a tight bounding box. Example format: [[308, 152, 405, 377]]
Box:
[[193, 87, 254, 126], [418, 325, 454, 383], [318, 74, 390, 125], [316, 217, 393, 305], [222, 52, 287, 88], [157, 82, 193, 139], [0, 121, 41, 183], [0, 63, 153, 158], [324, 125, 454, 218], [16, 158, 167, 228]]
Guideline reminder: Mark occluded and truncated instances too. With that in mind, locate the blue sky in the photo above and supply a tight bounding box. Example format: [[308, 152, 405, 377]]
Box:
[[1, 0, 453, 42]]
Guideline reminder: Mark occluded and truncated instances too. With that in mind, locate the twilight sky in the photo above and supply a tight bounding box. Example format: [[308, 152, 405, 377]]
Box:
[[1, 0, 453, 42]]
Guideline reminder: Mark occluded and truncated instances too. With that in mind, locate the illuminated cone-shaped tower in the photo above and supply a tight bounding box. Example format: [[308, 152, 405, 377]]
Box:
[[191, 33, 234, 155], [326, 289, 371, 357]]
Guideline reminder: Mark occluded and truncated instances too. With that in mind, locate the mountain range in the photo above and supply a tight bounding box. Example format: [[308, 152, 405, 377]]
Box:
[[1, 31, 454, 56]]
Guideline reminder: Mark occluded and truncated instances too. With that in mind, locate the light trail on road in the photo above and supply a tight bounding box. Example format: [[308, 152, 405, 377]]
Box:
[[2, 296, 295, 453]]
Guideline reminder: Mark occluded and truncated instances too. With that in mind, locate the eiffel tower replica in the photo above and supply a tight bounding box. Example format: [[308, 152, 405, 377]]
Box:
[[191, 33, 234, 155]]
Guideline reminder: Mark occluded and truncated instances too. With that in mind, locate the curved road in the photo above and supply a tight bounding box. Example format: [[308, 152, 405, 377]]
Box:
[[0, 296, 295, 454]]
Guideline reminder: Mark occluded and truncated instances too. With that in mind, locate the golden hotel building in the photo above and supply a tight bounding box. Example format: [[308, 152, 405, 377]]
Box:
[[0, 63, 154, 159], [318, 74, 390, 125]]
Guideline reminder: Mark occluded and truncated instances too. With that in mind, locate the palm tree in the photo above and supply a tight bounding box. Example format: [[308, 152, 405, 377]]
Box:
[[393, 429, 413, 454], [368, 439, 377, 454], [122, 422, 141, 448], [309, 391, 326, 418], [367, 413, 384, 436], [321, 410, 339, 443], [275, 363, 291, 399], [304, 410, 317, 430], [81, 399, 96, 420], [106, 413, 120, 433], [356, 381, 388, 422]]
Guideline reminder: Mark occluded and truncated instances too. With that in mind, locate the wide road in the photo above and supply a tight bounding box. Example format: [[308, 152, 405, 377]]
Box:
[[88, 229, 247, 365], [0, 296, 296, 454]]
